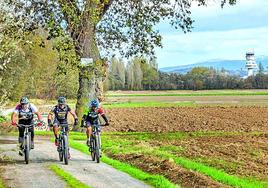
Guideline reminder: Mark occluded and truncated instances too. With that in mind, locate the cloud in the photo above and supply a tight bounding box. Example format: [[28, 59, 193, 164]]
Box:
[[191, 0, 268, 31], [156, 1, 268, 68], [157, 27, 268, 68]]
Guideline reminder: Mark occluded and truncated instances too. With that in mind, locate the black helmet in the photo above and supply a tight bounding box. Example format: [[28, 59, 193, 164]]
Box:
[[58, 97, 66, 105], [90, 99, 99, 108], [20, 97, 29, 105]]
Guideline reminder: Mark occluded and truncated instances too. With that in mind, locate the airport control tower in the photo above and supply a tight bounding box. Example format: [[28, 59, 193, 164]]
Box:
[[245, 51, 257, 77]]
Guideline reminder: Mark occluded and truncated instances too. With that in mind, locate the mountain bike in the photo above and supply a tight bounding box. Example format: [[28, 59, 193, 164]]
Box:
[[89, 123, 108, 163], [57, 124, 70, 165], [17, 124, 34, 164]]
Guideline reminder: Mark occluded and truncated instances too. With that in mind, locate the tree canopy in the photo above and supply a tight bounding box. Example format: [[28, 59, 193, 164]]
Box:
[[3, 0, 236, 58], [1, 0, 237, 127]]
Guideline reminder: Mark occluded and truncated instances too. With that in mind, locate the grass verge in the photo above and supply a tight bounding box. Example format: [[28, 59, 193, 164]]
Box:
[[0, 178, 4, 188], [104, 101, 196, 108], [100, 132, 268, 188], [172, 156, 268, 188], [69, 139, 178, 188], [49, 164, 90, 188], [107, 91, 268, 97], [38, 131, 268, 187]]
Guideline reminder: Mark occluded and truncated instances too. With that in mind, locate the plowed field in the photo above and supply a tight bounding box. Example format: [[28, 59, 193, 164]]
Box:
[[105, 106, 268, 132], [102, 106, 268, 187]]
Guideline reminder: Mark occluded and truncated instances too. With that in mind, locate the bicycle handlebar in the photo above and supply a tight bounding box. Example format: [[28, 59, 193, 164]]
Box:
[[58, 124, 73, 127], [17, 124, 35, 128], [92, 123, 109, 127]]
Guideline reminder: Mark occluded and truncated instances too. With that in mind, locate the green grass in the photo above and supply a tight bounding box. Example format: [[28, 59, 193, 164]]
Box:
[[102, 131, 264, 142], [172, 156, 268, 188], [69, 140, 178, 188], [104, 101, 196, 108], [34, 131, 268, 187], [0, 116, 6, 123], [49, 164, 90, 188], [107, 91, 268, 97], [101, 155, 178, 188], [0, 178, 4, 188], [194, 157, 240, 172], [99, 132, 268, 188]]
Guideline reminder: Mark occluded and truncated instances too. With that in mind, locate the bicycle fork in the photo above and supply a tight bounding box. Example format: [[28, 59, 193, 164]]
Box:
[[24, 128, 31, 150]]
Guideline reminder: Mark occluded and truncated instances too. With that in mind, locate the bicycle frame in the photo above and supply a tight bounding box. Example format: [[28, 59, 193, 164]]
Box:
[[17, 124, 34, 164], [90, 123, 105, 163], [58, 124, 69, 165]]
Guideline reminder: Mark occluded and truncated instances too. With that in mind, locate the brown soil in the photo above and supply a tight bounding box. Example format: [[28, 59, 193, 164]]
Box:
[[172, 133, 268, 181], [104, 106, 268, 186], [105, 106, 268, 132], [110, 153, 230, 188]]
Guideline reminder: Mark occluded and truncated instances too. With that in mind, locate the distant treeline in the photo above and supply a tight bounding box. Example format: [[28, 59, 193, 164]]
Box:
[[106, 57, 268, 90]]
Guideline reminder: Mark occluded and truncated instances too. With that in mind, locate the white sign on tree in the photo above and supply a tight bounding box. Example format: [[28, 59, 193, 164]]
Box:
[[81, 58, 93, 66]]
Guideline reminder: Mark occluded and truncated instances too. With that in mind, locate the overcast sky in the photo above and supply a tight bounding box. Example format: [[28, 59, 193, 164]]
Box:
[[156, 0, 268, 68]]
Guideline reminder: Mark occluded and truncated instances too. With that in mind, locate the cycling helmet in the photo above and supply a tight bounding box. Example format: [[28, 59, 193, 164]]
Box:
[[20, 97, 29, 105], [90, 99, 99, 108], [58, 97, 66, 105]]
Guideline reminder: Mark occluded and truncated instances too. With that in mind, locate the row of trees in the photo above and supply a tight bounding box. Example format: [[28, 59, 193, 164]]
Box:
[[106, 57, 158, 90], [1, 29, 267, 109], [107, 58, 268, 90]]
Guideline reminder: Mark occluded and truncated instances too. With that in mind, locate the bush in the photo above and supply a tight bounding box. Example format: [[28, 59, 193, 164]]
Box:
[[0, 116, 6, 123]]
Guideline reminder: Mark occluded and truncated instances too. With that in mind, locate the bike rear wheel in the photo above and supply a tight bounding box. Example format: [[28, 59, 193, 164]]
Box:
[[24, 135, 30, 164], [63, 135, 69, 165]]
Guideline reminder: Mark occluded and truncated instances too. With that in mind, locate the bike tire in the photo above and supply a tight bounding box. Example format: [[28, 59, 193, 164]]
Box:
[[24, 135, 30, 164], [59, 141, 63, 162], [63, 135, 69, 165], [90, 136, 96, 161], [59, 151, 63, 161], [95, 134, 100, 163]]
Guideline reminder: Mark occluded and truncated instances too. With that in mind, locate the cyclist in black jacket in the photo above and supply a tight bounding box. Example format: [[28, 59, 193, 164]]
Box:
[[47, 97, 78, 146], [81, 99, 109, 146]]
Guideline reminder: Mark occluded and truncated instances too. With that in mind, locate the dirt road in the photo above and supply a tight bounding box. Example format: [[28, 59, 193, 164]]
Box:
[[0, 136, 150, 188]]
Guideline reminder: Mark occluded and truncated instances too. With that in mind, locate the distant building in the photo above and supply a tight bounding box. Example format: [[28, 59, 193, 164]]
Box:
[[245, 51, 257, 77]]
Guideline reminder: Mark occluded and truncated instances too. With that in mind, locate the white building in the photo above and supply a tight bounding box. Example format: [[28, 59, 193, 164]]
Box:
[[245, 51, 257, 77]]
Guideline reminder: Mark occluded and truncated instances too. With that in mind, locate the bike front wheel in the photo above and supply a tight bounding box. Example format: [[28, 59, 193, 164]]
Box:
[[58, 145, 63, 162], [90, 136, 95, 161], [95, 134, 101, 163], [63, 135, 69, 165], [58, 137, 63, 161], [24, 135, 30, 164]]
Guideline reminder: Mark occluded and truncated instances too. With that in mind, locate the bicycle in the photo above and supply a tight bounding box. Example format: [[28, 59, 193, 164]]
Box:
[[17, 124, 35, 164], [57, 124, 70, 165], [88, 123, 108, 163]]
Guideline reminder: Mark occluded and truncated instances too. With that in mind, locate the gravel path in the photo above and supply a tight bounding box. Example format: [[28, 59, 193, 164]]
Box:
[[0, 136, 150, 188]]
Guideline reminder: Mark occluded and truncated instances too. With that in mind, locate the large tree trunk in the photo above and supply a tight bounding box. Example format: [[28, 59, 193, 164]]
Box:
[[74, 20, 104, 130]]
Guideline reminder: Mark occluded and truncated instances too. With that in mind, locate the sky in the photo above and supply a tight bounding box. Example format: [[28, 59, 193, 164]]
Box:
[[156, 0, 268, 68]]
